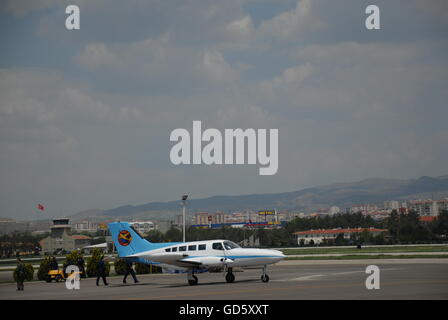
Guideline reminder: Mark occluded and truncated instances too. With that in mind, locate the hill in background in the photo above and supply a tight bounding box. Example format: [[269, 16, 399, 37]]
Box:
[[70, 175, 448, 220]]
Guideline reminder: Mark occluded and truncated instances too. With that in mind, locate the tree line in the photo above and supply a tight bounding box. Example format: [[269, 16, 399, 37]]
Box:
[[0, 231, 48, 257]]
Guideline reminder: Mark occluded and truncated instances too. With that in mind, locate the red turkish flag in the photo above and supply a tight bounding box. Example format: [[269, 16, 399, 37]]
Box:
[[37, 204, 45, 211]]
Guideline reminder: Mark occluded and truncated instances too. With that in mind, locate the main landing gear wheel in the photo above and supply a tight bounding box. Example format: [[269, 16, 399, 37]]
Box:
[[188, 275, 198, 286], [225, 272, 235, 283]]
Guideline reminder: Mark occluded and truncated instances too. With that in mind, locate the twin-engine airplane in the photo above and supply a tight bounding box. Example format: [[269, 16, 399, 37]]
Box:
[[109, 222, 285, 285]]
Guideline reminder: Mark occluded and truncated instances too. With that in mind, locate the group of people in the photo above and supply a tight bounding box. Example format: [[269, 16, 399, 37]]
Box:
[[95, 256, 139, 286], [15, 255, 139, 290]]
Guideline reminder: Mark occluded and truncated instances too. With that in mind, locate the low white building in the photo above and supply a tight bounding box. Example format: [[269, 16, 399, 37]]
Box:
[[294, 227, 388, 245], [73, 220, 100, 233], [130, 221, 157, 235]]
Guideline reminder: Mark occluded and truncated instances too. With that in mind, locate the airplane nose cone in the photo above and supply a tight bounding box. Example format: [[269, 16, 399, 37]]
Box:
[[266, 249, 285, 260], [274, 250, 286, 258]]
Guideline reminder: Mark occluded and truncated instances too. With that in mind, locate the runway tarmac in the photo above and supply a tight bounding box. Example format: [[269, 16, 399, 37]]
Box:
[[1, 259, 447, 300]]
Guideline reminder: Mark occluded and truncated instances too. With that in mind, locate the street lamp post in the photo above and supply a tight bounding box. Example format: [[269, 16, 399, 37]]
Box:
[[181, 194, 188, 242]]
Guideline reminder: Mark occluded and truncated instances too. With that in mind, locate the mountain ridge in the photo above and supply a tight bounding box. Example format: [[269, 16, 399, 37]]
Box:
[[71, 175, 448, 220]]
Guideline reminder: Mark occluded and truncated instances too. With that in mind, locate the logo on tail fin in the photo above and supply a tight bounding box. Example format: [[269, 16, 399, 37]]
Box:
[[118, 230, 132, 246]]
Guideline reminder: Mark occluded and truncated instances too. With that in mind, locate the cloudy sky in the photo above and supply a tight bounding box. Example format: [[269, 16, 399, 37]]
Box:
[[1, 0, 447, 220]]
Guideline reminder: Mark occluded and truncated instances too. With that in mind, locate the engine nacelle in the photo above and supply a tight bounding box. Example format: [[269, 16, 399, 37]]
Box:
[[196, 256, 234, 267]]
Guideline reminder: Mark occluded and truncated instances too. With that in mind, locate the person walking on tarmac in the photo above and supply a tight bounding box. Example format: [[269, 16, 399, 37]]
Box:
[[96, 256, 109, 286], [123, 261, 139, 284], [16, 258, 25, 291], [77, 255, 86, 278]]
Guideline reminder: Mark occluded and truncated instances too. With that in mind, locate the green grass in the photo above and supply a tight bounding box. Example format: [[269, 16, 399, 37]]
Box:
[[281, 245, 448, 256], [284, 254, 448, 260]]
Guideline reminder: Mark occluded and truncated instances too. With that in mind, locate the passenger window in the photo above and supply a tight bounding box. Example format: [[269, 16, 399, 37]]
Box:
[[165, 248, 171, 252], [172, 247, 177, 252], [212, 242, 224, 250], [198, 244, 206, 250], [188, 245, 197, 251], [179, 246, 187, 252]]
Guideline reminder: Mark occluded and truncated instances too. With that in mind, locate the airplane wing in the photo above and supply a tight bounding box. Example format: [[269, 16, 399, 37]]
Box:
[[174, 256, 234, 267], [129, 252, 234, 268], [176, 259, 202, 266], [143, 253, 189, 265], [145, 254, 207, 266]]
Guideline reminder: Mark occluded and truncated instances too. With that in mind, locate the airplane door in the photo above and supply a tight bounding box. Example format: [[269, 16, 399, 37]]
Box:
[[212, 241, 226, 261]]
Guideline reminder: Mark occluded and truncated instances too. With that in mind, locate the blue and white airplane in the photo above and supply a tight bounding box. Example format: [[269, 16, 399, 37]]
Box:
[[109, 221, 285, 285]]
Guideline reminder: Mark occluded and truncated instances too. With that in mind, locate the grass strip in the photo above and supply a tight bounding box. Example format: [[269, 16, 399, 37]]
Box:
[[284, 254, 448, 260], [282, 245, 448, 255]]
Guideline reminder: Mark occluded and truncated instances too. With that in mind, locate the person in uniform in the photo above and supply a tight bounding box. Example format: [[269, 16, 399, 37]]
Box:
[[16, 258, 25, 291], [77, 255, 86, 278], [96, 256, 109, 286], [123, 261, 139, 284]]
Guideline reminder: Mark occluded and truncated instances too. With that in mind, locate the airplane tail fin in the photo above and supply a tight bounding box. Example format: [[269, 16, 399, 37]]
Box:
[[108, 222, 154, 257]]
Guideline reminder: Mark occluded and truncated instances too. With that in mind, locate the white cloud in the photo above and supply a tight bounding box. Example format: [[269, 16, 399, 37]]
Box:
[[263, 62, 313, 88], [202, 50, 237, 83], [75, 33, 240, 91], [292, 42, 424, 67], [258, 0, 323, 40], [226, 15, 254, 39], [75, 43, 119, 69], [260, 62, 313, 98]]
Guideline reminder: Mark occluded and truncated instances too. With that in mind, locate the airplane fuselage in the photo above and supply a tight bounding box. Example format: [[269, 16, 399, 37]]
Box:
[[128, 239, 285, 269]]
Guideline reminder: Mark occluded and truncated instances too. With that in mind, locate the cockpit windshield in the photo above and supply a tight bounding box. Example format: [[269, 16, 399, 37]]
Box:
[[223, 241, 241, 250]]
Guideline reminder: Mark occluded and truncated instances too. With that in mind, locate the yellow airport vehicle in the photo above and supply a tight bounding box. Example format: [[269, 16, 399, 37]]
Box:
[[46, 270, 65, 282], [46, 269, 82, 282]]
